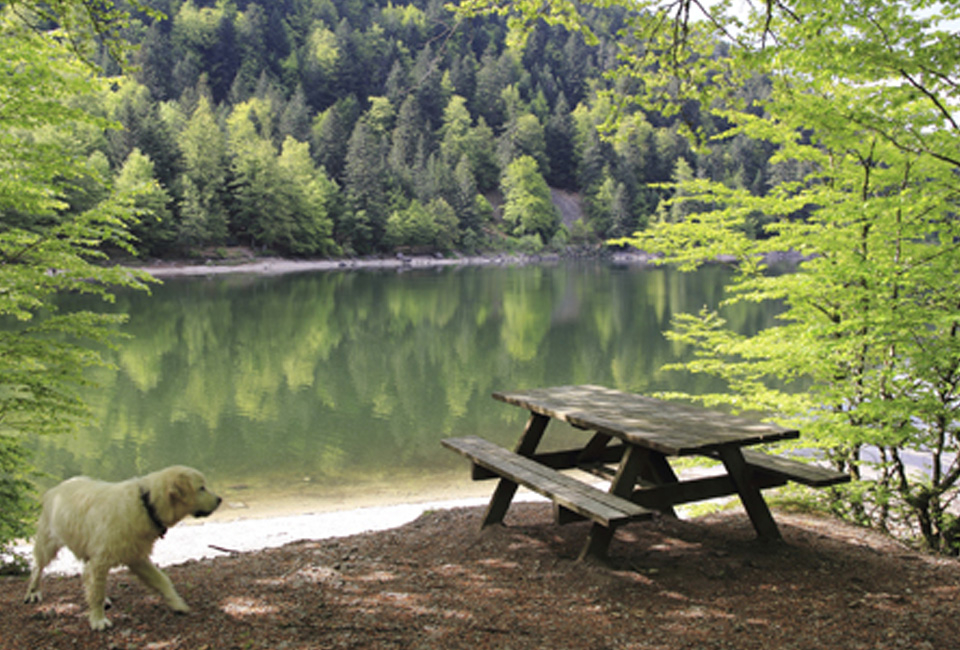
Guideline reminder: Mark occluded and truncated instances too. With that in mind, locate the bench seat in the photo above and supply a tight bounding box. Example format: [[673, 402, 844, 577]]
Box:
[[741, 449, 850, 487], [442, 436, 654, 528]]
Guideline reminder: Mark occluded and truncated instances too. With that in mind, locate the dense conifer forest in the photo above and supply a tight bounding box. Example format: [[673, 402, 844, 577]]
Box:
[[94, 0, 779, 258]]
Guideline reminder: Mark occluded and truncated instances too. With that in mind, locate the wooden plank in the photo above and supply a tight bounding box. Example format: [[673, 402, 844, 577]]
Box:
[[577, 444, 649, 562], [447, 437, 631, 524], [635, 448, 680, 517], [442, 437, 652, 527], [741, 449, 850, 487], [447, 437, 644, 524], [480, 413, 550, 527], [472, 445, 626, 480], [718, 447, 782, 541], [493, 385, 798, 455], [630, 473, 786, 510]]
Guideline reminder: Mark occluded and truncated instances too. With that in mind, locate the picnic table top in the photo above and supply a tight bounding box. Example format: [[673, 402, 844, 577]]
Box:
[[492, 384, 799, 456]]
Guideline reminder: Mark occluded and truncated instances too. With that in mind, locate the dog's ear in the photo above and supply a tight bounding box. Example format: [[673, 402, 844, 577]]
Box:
[[168, 473, 194, 504]]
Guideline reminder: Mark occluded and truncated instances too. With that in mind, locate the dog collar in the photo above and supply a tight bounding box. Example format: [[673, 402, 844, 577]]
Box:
[[140, 488, 168, 538]]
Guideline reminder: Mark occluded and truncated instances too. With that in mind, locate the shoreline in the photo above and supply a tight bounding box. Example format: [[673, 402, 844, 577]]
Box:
[[134, 253, 559, 278], [129, 250, 662, 278], [14, 491, 546, 576], [15, 465, 724, 576], [128, 249, 808, 279]]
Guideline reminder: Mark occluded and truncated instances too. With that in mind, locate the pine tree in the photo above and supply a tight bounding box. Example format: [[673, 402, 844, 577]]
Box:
[[342, 117, 389, 253]]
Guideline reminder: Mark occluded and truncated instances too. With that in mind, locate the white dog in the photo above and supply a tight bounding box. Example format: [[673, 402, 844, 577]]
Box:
[[23, 465, 221, 630]]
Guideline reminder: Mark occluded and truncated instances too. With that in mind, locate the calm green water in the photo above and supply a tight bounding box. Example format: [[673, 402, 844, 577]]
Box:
[[32, 262, 780, 508]]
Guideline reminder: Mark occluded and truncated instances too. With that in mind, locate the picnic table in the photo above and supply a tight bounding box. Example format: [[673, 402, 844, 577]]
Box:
[[443, 385, 849, 561]]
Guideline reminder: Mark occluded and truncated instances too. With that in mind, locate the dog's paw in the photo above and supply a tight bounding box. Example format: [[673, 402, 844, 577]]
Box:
[[88, 614, 113, 631], [169, 599, 190, 614], [23, 591, 42, 604]]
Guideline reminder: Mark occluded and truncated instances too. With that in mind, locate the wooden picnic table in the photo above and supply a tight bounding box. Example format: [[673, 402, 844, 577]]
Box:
[[443, 384, 849, 561]]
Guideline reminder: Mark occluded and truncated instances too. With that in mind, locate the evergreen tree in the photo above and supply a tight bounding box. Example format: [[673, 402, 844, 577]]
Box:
[[544, 93, 577, 190], [232, 3, 270, 104], [452, 155, 483, 236], [135, 21, 175, 101], [388, 95, 424, 193], [411, 45, 445, 129], [469, 116, 500, 193], [312, 95, 360, 181], [207, 9, 240, 104], [109, 82, 182, 191], [472, 44, 510, 128], [279, 85, 312, 143], [342, 117, 389, 253]]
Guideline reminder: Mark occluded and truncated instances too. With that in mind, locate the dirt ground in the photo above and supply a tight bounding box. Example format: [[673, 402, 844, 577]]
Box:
[[2, 503, 958, 650]]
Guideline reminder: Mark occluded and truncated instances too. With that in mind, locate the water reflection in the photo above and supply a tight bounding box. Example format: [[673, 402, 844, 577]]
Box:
[[32, 263, 779, 510]]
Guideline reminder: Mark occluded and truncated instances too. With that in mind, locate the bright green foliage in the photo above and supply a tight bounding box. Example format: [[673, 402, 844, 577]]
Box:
[[277, 137, 339, 257], [500, 155, 560, 244], [385, 198, 459, 253], [114, 148, 175, 255], [463, 0, 960, 552], [178, 96, 230, 247], [0, 8, 153, 566], [228, 97, 289, 248]]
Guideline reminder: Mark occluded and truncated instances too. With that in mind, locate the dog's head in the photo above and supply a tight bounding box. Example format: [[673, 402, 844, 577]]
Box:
[[148, 465, 222, 527]]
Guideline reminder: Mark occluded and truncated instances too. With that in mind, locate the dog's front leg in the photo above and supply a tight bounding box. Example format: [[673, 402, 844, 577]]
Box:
[[83, 562, 112, 630], [127, 559, 189, 613]]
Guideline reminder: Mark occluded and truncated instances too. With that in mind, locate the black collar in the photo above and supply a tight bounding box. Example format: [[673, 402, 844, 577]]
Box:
[[140, 488, 167, 538]]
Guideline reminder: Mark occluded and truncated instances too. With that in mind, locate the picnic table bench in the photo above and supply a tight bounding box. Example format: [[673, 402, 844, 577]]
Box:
[[443, 385, 849, 561]]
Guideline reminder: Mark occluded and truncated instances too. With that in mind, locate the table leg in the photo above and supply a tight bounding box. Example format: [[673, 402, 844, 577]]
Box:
[[717, 447, 782, 541], [577, 432, 613, 463], [481, 413, 550, 528], [578, 444, 645, 561], [637, 449, 680, 517]]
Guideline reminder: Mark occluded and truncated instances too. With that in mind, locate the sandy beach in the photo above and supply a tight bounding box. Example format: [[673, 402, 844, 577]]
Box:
[[14, 462, 725, 576], [12, 490, 545, 575]]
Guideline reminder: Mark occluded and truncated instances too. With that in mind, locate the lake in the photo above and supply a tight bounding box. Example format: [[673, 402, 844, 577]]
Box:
[[31, 261, 781, 517]]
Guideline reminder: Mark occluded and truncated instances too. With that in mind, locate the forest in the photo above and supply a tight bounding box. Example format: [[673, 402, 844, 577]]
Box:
[[88, 0, 778, 259]]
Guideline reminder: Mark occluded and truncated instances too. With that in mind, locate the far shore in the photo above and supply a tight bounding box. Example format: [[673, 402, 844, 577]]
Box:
[[128, 247, 809, 279], [129, 250, 661, 278]]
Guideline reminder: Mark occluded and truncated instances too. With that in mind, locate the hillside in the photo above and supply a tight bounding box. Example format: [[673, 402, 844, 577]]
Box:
[[81, 0, 782, 260]]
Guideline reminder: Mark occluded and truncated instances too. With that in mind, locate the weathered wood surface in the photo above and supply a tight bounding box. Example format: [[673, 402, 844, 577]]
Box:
[[493, 385, 799, 455], [741, 449, 850, 487], [471, 445, 627, 480], [442, 436, 653, 528]]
